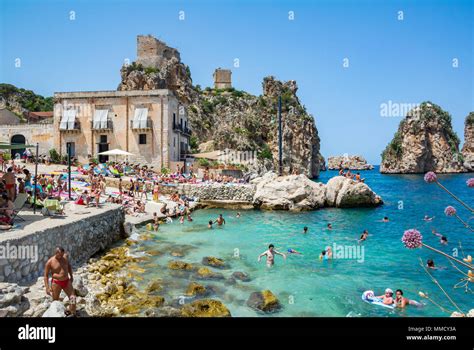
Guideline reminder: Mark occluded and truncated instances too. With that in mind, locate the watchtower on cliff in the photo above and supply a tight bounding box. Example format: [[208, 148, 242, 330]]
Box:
[[136, 35, 180, 68], [213, 68, 232, 89]]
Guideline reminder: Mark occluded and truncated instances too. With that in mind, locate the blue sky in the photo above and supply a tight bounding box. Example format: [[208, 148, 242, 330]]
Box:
[[1, 0, 472, 164]]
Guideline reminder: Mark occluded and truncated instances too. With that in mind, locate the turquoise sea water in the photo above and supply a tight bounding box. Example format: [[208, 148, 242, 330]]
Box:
[[129, 167, 474, 317]]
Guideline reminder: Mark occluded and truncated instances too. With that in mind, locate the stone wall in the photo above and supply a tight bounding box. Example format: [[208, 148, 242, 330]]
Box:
[[177, 183, 255, 202], [0, 123, 54, 156], [0, 206, 125, 285]]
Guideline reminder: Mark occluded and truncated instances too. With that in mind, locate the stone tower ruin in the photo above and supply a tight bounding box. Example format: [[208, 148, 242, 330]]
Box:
[[136, 35, 180, 68], [213, 68, 232, 89]]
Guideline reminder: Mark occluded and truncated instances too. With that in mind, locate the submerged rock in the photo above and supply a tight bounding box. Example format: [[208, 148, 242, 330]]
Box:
[[246, 290, 281, 313], [145, 280, 163, 294], [231, 271, 251, 282], [167, 260, 194, 271], [325, 176, 383, 208], [185, 282, 208, 297], [202, 256, 228, 269], [195, 267, 225, 280], [180, 299, 231, 317]]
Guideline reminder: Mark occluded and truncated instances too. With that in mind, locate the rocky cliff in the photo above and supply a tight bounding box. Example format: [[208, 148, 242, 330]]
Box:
[[380, 102, 465, 173], [327, 155, 373, 170], [118, 35, 321, 178], [461, 112, 474, 171], [0, 83, 53, 122]]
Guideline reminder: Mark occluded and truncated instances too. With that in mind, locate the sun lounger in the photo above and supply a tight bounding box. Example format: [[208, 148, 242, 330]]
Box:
[[9, 193, 29, 222]]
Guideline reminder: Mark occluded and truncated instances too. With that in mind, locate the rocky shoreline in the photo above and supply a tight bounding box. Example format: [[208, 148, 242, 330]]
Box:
[[327, 155, 374, 170]]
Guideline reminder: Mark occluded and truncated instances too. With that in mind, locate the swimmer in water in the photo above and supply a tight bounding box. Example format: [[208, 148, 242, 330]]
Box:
[[214, 214, 226, 226], [258, 244, 286, 267], [432, 230, 448, 245], [376, 288, 395, 306], [287, 248, 302, 255], [424, 215, 434, 221], [208, 220, 213, 229], [427, 259, 435, 269], [303, 226, 308, 234], [179, 215, 185, 224], [395, 289, 417, 308], [327, 223, 333, 230], [382, 216, 389, 222], [236, 212, 241, 218], [358, 229, 369, 243], [187, 214, 193, 222]]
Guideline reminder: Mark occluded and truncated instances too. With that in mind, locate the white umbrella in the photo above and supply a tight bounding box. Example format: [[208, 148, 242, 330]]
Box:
[[97, 149, 134, 162], [97, 149, 134, 156]]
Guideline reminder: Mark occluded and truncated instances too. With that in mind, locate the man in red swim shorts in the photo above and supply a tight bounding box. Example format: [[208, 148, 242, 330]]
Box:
[[44, 246, 76, 316]]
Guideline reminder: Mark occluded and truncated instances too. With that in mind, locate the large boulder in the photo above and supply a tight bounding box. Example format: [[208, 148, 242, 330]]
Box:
[[325, 176, 382, 208], [328, 155, 374, 170], [180, 299, 231, 317], [246, 290, 281, 313], [201, 256, 228, 269], [252, 174, 326, 211]]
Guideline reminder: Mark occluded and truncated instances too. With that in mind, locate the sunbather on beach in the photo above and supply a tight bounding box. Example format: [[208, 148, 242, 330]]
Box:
[[258, 244, 286, 267]]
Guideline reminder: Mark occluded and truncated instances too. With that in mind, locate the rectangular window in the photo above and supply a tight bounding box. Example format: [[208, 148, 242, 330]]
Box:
[[93, 109, 109, 129], [100, 135, 107, 143], [139, 134, 147, 145], [133, 107, 148, 128]]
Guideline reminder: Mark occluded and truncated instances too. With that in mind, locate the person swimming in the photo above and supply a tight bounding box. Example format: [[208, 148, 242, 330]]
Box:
[[303, 226, 308, 234], [424, 215, 435, 221], [427, 259, 435, 269], [287, 248, 302, 255], [208, 220, 213, 229], [382, 216, 389, 222], [432, 230, 448, 245], [327, 223, 333, 230], [376, 288, 395, 305], [358, 229, 369, 243], [319, 250, 327, 260], [258, 244, 286, 267], [395, 289, 419, 308], [236, 212, 241, 218]]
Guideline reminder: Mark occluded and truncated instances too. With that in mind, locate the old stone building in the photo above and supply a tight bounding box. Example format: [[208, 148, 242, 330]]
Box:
[[53, 89, 191, 168], [213, 68, 232, 89]]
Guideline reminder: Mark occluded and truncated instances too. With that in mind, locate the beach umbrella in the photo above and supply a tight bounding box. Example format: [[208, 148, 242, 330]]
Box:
[[97, 149, 134, 162]]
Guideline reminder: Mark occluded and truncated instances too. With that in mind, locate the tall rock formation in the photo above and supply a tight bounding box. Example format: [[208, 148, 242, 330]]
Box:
[[380, 102, 464, 173], [118, 35, 321, 178], [462, 112, 474, 171]]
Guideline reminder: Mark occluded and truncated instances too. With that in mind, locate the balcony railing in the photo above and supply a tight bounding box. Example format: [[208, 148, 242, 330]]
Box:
[[130, 118, 152, 130], [59, 120, 81, 132], [91, 120, 113, 131], [173, 122, 192, 137]]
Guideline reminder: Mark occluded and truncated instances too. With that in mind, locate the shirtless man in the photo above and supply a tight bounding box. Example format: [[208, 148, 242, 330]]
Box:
[[214, 214, 226, 226], [44, 247, 76, 316], [258, 244, 286, 267], [358, 229, 369, 243], [3, 167, 16, 200], [394, 289, 411, 308]]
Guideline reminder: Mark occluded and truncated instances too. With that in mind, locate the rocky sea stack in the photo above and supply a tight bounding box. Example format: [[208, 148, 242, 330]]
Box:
[[327, 155, 373, 170], [461, 112, 474, 171], [380, 102, 465, 174], [118, 35, 322, 178]]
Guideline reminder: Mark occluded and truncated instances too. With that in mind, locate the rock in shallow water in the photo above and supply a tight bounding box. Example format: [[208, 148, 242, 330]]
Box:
[[180, 299, 231, 317], [325, 176, 383, 208], [201, 256, 228, 269], [246, 290, 281, 313]]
